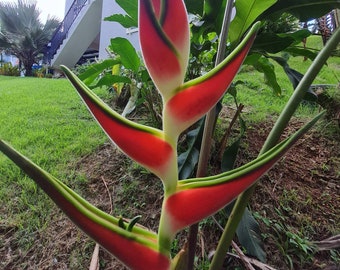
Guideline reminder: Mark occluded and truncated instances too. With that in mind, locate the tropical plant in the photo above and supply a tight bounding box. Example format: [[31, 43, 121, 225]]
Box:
[[0, 0, 59, 76], [1, 0, 340, 269], [0, 62, 20, 76]]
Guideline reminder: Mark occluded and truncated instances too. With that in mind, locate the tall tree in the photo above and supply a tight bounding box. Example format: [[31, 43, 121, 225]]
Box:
[[0, 0, 59, 76]]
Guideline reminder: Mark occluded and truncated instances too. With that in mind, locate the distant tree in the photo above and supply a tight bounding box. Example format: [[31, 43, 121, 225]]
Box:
[[0, 0, 59, 76], [261, 12, 300, 34]]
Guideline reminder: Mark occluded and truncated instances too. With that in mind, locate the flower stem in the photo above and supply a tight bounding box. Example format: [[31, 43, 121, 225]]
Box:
[[186, 1, 235, 269]]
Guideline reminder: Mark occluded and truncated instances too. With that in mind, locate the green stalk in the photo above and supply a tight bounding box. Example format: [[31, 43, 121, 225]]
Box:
[[186, 1, 235, 269], [209, 25, 340, 270]]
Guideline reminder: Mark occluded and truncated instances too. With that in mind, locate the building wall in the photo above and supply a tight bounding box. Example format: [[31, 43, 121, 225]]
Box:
[[61, 0, 140, 63], [1, 52, 19, 67], [98, 0, 140, 59]]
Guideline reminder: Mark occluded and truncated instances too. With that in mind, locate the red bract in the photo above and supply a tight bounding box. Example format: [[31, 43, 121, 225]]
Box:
[[165, 162, 270, 233], [139, 0, 189, 99], [61, 66, 175, 180], [164, 25, 259, 135], [0, 140, 171, 270]]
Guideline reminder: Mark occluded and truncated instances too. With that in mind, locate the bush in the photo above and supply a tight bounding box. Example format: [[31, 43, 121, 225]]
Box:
[[0, 62, 20, 76]]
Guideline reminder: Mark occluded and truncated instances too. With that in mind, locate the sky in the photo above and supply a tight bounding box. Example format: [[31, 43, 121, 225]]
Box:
[[35, 0, 66, 22], [0, 0, 66, 23]]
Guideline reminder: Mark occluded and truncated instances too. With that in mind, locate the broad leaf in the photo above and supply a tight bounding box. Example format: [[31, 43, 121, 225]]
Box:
[[253, 29, 311, 54], [221, 117, 246, 172], [104, 14, 137, 28], [202, 0, 227, 33], [284, 47, 317, 61], [229, 0, 277, 44], [236, 208, 267, 262], [253, 33, 294, 54], [245, 54, 281, 95], [109, 37, 140, 73], [269, 56, 318, 101], [262, 0, 340, 21], [281, 29, 312, 43], [224, 204, 267, 262], [178, 118, 205, 180], [116, 0, 138, 23], [256, 56, 282, 95], [90, 74, 131, 89], [184, 0, 204, 16], [78, 59, 121, 85], [104, 0, 138, 27]]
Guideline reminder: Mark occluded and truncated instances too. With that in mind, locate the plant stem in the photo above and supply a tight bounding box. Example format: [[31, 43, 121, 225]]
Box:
[[209, 25, 340, 270], [186, 1, 235, 269]]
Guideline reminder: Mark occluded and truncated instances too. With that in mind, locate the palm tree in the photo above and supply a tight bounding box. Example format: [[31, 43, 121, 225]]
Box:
[[0, 0, 60, 76]]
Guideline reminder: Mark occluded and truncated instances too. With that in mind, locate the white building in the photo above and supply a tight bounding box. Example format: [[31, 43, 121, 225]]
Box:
[[0, 51, 19, 67], [47, 0, 139, 68]]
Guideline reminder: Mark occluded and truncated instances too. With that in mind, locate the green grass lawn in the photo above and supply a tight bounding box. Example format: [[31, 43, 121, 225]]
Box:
[[229, 35, 340, 122], [0, 76, 107, 249]]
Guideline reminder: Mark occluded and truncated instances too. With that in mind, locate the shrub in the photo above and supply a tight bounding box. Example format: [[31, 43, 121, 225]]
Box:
[[0, 62, 20, 76]]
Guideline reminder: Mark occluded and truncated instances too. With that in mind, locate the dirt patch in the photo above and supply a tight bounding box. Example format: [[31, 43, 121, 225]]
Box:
[[1, 118, 339, 269], [243, 119, 340, 269]]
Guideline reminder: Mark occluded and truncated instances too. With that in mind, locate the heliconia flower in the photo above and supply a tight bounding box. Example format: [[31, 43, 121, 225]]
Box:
[[139, 0, 190, 100], [0, 140, 171, 270], [0, 0, 327, 267], [61, 66, 176, 183], [161, 112, 323, 235], [163, 22, 260, 136]]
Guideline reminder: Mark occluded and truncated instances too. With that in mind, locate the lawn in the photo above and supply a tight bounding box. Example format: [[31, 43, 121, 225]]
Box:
[[230, 35, 340, 122]]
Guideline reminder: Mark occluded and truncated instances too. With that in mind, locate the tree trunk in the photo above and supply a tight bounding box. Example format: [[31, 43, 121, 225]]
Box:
[[23, 59, 34, 77]]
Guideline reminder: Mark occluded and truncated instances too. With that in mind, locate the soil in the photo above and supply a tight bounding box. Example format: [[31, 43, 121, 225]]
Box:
[[1, 116, 339, 270]]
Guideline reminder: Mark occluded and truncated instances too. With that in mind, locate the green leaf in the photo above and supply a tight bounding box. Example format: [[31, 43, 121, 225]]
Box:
[[229, 0, 277, 44], [269, 56, 318, 102], [104, 14, 137, 28], [104, 0, 138, 27], [253, 29, 311, 54], [184, 0, 204, 16], [90, 74, 131, 89], [116, 0, 138, 22], [252, 55, 282, 95], [253, 33, 295, 54], [103, 0, 138, 28], [224, 204, 266, 262], [78, 59, 121, 85], [221, 117, 246, 172], [280, 29, 311, 44], [284, 47, 317, 61], [221, 139, 241, 172], [109, 37, 140, 73], [203, 0, 227, 31], [262, 0, 340, 21], [237, 208, 267, 262], [178, 118, 205, 180]]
